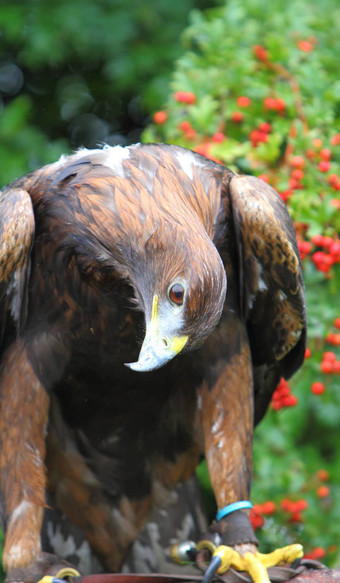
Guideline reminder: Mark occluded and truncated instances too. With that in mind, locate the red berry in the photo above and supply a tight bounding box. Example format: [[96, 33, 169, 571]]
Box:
[[298, 240, 312, 255], [317, 469, 330, 481], [320, 148, 331, 160], [282, 394, 298, 407], [311, 382, 325, 395], [212, 132, 225, 143], [262, 501, 276, 515], [334, 318, 340, 329], [290, 155, 305, 168], [311, 234, 324, 246], [305, 347, 311, 358], [279, 189, 293, 203], [253, 45, 269, 62], [264, 97, 277, 110], [332, 360, 340, 373], [174, 91, 196, 105], [323, 351, 336, 362], [288, 177, 299, 190], [317, 485, 330, 498], [178, 120, 192, 132], [313, 547, 326, 559], [237, 96, 251, 108], [264, 97, 286, 112], [319, 160, 331, 172], [312, 251, 334, 272], [306, 148, 316, 159], [184, 128, 197, 140], [330, 242, 340, 257], [321, 236, 333, 249], [321, 360, 334, 374], [298, 40, 313, 52], [252, 504, 263, 515], [277, 386, 290, 398], [312, 250, 324, 263], [291, 169, 304, 181], [328, 173, 340, 187], [249, 509, 264, 530], [331, 134, 340, 146], [231, 111, 244, 123], [153, 111, 167, 124], [326, 333, 340, 345], [280, 499, 294, 512], [258, 122, 271, 133], [295, 499, 308, 512], [249, 129, 268, 147], [331, 198, 340, 208], [313, 138, 323, 149], [275, 97, 286, 112], [304, 547, 326, 560], [289, 511, 303, 523]]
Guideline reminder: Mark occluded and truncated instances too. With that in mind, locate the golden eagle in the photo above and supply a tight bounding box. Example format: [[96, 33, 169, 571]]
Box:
[[0, 144, 306, 582]]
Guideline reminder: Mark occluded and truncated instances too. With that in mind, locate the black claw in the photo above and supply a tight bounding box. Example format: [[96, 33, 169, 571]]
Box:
[[203, 555, 222, 583]]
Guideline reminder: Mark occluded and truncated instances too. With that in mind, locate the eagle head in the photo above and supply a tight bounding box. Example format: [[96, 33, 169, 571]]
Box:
[[125, 221, 227, 372]]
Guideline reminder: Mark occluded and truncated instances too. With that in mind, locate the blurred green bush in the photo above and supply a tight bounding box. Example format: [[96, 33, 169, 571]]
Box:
[[0, 0, 220, 185], [146, 0, 340, 566]]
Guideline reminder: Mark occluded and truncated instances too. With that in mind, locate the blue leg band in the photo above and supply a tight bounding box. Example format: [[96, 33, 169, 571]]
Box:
[[216, 500, 253, 521]]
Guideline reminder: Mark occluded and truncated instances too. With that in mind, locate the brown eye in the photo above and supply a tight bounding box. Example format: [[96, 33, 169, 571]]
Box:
[[168, 283, 185, 306]]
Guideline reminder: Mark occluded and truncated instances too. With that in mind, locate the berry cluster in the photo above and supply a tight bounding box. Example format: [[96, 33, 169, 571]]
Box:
[[271, 378, 298, 410], [280, 498, 308, 523], [173, 91, 197, 105], [250, 501, 276, 530], [249, 122, 272, 148], [149, 13, 340, 563], [326, 318, 340, 346], [320, 351, 340, 374], [263, 96, 286, 114], [295, 233, 340, 274], [250, 496, 311, 529], [304, 547, 326, 560]]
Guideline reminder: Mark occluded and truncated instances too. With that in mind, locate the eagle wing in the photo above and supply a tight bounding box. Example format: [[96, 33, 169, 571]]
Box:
[[228, 174, 306, 423], [0, 188, 35, 347]]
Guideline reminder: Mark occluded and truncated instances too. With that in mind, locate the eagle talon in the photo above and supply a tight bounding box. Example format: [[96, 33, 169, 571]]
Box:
[[38, 567, 80, 583], [211, 543, 303, 583]]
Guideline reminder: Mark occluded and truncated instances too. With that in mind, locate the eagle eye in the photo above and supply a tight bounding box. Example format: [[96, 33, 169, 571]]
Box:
[[168, 283, 185, 306]]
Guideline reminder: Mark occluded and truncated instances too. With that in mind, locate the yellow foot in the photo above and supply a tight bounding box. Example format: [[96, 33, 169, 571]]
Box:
[[38, 567, 80, 583], [212, 543, 303, 583]]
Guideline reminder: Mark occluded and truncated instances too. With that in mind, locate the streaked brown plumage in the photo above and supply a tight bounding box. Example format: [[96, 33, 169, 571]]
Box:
[[0, 143, 306, 581]]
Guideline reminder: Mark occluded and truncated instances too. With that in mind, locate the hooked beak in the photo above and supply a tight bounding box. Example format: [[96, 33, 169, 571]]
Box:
[[125, 295, 188, 372]]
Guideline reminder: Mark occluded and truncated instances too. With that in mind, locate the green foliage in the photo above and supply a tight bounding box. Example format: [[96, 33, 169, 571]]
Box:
[[147, 0, 340, 565], [0, 95, 67, 185], [0, 0, 221, 185]]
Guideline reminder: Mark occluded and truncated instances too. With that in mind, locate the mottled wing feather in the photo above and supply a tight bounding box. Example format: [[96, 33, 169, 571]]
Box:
[[0, 188, 35, 346], [228, 175, 306, 418]]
